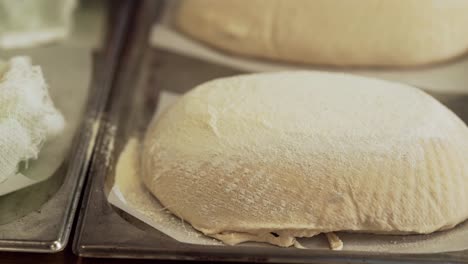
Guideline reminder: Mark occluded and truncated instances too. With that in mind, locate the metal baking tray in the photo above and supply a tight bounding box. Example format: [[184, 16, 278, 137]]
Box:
[[74, 0, 468, 262], [0, 0, 107, 252]]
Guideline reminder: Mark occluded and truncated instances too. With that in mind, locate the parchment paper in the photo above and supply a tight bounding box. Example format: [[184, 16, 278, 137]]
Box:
[[108, 91, 468, 253], [108, 91, 221, 246], [150, 1, 468, 95]]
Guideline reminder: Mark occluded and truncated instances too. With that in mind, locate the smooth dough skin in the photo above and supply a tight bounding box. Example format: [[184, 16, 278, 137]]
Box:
[[175, 0, 468, 67], [142, 72, 468, 247]]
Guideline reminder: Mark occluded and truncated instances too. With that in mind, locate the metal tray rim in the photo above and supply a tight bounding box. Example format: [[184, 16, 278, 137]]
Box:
[[0, 2, 107, 253]]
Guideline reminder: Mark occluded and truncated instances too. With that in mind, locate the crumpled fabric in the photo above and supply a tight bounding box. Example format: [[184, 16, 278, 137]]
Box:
[[0, 56, 65, 183]]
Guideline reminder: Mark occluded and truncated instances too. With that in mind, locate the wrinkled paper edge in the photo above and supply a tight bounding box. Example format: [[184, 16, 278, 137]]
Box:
[[108, 91, 221, 246], [108, 182, 221, 246]]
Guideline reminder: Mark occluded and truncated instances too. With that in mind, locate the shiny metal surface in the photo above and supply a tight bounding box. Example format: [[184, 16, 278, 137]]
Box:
[[0, 0, 106, 252]]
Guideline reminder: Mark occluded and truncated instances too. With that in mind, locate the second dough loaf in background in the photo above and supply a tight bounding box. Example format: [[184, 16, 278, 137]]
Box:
[[176, 0, 468, 67]]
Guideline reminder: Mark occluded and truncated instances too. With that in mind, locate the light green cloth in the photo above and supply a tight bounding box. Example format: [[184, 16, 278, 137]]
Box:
[[0, 0, 76, 49]]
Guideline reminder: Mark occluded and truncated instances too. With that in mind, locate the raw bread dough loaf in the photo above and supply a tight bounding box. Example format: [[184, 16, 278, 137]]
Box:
[[176, 0, 468, 67], [142, 72, 468, 247]]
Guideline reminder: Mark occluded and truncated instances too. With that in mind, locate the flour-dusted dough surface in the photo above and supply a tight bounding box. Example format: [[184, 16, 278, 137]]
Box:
[[142, 72, 468, 247], [175, 0, 468, 67]]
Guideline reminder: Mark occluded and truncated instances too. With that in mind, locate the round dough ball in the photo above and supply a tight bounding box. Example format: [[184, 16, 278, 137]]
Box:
[[176, 0, 468, 67], [142, 72, 468, 247]]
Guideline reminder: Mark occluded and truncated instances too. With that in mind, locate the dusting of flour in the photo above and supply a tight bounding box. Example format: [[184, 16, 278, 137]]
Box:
[[112, 137, 221, 246], [109, 90, 468, 254]]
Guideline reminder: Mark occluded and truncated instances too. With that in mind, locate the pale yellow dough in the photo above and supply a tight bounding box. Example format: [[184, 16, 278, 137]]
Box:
[[176, 0, 468, 67], [142, 72, 468, 248]]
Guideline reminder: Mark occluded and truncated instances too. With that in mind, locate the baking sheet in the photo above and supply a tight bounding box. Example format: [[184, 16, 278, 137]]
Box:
[[75, 46, 468, 262], [75, 0, 468, 261], [0, 47, 90, 223], [150, 1, 468, 95], [108, 91, 468, 254], [0, 0, 105, 250]]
